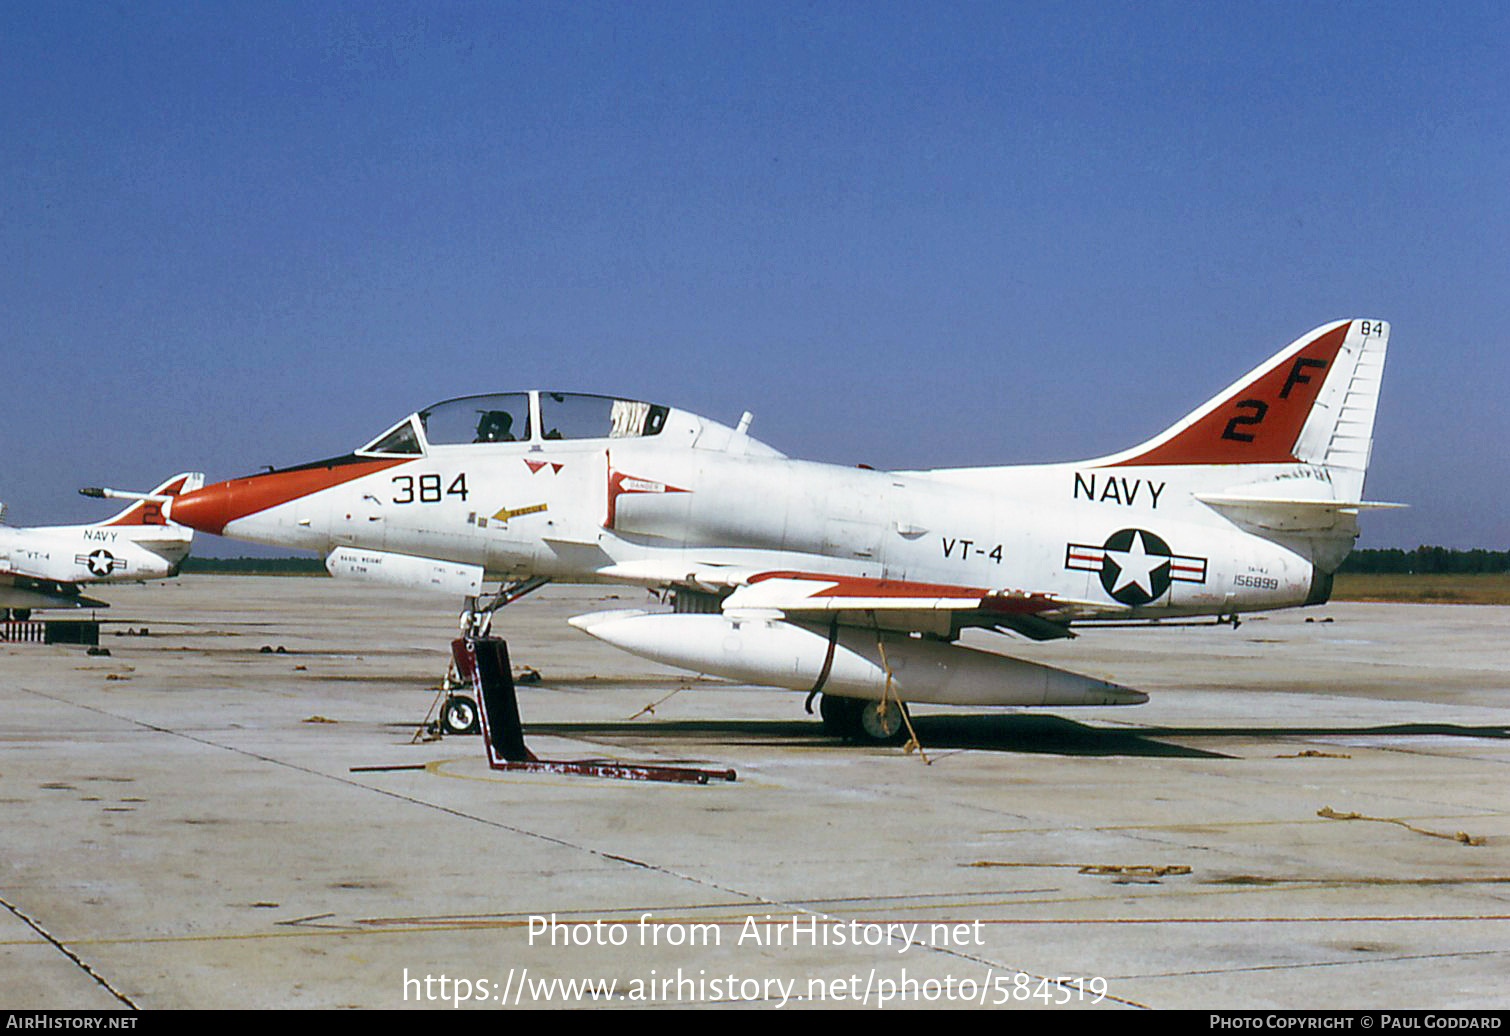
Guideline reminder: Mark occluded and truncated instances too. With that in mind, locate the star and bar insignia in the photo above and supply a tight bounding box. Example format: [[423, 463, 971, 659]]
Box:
[[1065, 528, 1207, 606], [76, 549, 125, 578]]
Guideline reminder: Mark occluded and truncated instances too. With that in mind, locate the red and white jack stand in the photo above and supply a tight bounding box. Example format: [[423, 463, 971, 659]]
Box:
[[452, 637, 737, 785]]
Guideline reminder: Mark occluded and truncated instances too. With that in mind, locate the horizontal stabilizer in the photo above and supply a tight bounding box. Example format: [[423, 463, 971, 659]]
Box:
[[1196, 492, 1407, 532]]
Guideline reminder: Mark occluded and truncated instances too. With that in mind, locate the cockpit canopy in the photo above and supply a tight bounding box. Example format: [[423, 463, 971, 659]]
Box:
[[358, 391, 677, 456]]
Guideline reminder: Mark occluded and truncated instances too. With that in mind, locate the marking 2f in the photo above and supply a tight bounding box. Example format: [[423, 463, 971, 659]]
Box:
[[1221, 399, 1268, 442], [392, 473, 470, 504], [1220, 355, 1332, 443]]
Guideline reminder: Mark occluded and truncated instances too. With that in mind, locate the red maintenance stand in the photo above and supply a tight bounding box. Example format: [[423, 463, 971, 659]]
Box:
[[451, 637, 736, 786]]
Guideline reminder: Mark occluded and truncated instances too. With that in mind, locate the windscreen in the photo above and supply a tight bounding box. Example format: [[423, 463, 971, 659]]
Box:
[[362, 418, 423, 455]]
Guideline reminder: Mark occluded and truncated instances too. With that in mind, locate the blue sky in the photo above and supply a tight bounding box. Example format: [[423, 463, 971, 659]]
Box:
[[3, 1, 1506, 550]]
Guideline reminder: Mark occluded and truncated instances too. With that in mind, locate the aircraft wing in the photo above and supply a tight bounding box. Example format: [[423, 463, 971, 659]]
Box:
[[0, 579, 110, 611], [720, 571, 1096, 640], [589, 562, 1095, 640], [592, 560, 766, 593]]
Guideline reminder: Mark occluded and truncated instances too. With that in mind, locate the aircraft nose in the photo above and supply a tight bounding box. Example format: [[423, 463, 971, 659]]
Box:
[[164, 456, 412, 536], [166, 480, 247, 535]]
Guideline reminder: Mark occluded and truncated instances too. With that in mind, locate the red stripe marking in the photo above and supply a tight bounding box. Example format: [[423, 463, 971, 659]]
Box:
[[747, 571, 988, 600], [748, 571, 1064, 613], [604, 451, 691, 530], [170, 458, 410, 535]]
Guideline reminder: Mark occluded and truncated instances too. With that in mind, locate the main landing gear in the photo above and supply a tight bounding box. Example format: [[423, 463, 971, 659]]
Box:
[[800, 614, 917, 747], [818, 694, 911, 746]]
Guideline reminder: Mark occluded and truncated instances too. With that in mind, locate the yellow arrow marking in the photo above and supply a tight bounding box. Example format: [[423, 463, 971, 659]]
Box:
[[491, 503, 548, 524]]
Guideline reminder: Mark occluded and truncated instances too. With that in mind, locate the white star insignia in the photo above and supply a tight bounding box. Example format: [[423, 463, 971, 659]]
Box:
[[1104, 531, 1166, 598]]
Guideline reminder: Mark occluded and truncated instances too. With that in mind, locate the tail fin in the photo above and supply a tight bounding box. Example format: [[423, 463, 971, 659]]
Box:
[[1094, 320, 1390, 494], [98, 472, 206, 529]]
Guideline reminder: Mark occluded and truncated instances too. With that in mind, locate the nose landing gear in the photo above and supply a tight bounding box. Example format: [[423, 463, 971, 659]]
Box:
[[422, 576, 551, 740], [439, 694, 480, 736]]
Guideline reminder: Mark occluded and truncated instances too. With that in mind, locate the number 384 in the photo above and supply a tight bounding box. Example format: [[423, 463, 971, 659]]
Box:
[[392, 473, 469, 504]]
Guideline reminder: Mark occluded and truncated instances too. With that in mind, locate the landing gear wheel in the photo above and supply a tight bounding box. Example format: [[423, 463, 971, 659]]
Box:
[[818, 694, 861, 737], [857, 699, 909, 745], [818, 694, 909, 745], [440, 694, 480, 736]]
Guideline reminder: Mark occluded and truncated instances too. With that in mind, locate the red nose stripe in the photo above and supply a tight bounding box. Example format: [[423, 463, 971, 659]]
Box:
[[169, 458, 410, 534]]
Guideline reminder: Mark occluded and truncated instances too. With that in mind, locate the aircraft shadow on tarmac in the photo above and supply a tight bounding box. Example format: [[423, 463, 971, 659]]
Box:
[[516, 715, 1510, 760]]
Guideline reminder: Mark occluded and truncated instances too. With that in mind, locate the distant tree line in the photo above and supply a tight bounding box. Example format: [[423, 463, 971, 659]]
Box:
[[181, 557, 327, 575], [1341, 547, 1510, 574]]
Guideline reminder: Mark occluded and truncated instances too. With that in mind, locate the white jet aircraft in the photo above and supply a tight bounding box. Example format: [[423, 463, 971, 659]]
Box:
[[155, 321, 1396, 742], [1, 473, 204, 619]]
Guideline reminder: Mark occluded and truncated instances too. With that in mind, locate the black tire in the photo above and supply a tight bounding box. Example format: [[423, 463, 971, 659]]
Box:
[[440, 695, 480, 736], [818, 695, 909, 745], [856, 699, 909, 746], [818, 694, 862, 737]]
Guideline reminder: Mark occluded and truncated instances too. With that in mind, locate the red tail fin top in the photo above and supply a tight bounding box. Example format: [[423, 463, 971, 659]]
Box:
[[101, 473, 196, 526], [1106, 321, 1352, 467]]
